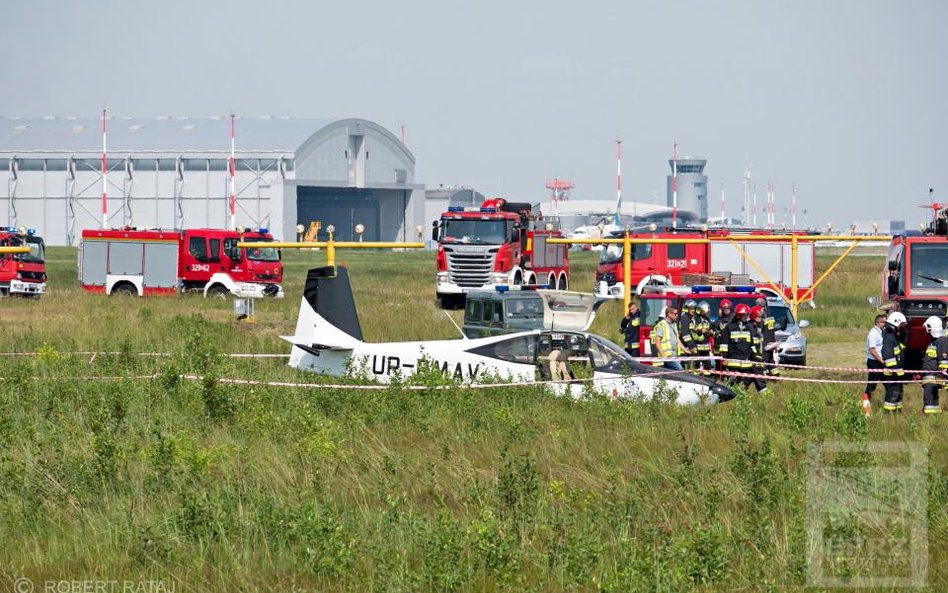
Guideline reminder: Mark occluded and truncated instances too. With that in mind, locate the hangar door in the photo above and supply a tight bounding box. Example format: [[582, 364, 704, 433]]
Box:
[[297, 187, 381, 242]]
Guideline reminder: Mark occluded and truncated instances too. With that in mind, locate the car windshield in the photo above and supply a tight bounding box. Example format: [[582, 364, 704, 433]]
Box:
[[585, 334, 714, 386], [910, 243, 948, 288], [599, 242, 651, 264], [441, 219, 507, 245], [769, 305, 795, 330], [243, 238, 280, 262]]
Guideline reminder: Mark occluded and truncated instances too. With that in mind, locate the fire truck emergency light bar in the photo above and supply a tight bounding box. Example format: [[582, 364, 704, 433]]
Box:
[[691, 285, 757, 293], [495, 284, 551, 292]]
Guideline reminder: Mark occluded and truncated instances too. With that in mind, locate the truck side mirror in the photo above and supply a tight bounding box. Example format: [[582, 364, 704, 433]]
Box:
[[887, 260, 898, 272], [887, 275, 899, 297], [510, 229, 521, 243], [431, 220, 440, 242]]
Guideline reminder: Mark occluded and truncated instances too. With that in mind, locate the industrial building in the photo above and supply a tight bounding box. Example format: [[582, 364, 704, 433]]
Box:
[[0, 116, 424, 245], [666, 157, 708, 221]]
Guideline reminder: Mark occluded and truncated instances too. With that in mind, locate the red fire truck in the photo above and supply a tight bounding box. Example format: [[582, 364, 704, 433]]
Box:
[[432, 198, 569, 308], [79, 227, 283, 298], [594, 227, 815, 302], [0, 227, 47, 296], [882, 208, 948, 366]]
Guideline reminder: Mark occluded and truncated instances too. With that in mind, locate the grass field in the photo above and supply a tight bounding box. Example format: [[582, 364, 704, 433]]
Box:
[[1, 248, 946, 592]]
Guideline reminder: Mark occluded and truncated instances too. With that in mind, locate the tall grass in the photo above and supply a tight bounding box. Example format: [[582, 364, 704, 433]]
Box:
[[2, 247, 946, 592]]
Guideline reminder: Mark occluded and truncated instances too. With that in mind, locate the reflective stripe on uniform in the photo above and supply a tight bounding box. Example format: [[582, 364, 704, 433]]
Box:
[[924, 406, 942, 414]]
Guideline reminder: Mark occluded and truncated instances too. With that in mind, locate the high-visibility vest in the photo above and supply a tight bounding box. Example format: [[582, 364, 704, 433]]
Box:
[[653, 319, 682, 357]]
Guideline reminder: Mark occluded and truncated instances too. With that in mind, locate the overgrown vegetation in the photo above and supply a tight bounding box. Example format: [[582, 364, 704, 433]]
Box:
[[1, 248, 945, 591]]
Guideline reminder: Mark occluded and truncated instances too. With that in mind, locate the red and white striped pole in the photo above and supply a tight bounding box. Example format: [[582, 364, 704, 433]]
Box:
[[101, 107, 108, 228], [229, 113, 236, 229], [671, 142, 678, 229], [791, 184, 797, 229], [615, 139, 622, 224]]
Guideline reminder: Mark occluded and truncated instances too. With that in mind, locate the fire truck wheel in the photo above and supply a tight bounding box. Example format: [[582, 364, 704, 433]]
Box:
[[112, 283, 137, 296], [207, 285, 229, 299], [513, 272, 523, 286], [557, 274, 568, 290], [547, 274, 555, 288]]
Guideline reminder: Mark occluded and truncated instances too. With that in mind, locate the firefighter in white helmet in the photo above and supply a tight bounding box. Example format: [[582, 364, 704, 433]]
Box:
[[922, 316, 948, 414], [881, 311, 908, 412]]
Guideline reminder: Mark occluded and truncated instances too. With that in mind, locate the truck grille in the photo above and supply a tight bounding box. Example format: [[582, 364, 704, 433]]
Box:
[[445, 247, 497, 287], [21, 271, 46, 282]]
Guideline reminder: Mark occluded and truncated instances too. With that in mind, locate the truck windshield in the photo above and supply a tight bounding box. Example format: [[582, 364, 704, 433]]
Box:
[[441, 219, 507, 245], [599, 243, 651, 264], [14, 238, 45, 263], [243, 239, 280, 262], [910, 243, 948, 289]]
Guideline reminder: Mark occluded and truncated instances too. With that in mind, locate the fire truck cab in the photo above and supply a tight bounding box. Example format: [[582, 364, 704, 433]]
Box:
[[433, 198, 569, 308], [79, 227, 283, 298], [882, 227, 948, 366], [0, 227, 47, 296]]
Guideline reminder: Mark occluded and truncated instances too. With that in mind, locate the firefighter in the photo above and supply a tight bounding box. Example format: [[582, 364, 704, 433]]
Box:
[[719, 303, 767, 394], [881, 311, 907, 413], [619, 301, 641, 357], [713, 299, 735, 359], [749, 305, 770, 389], [678, 299, 698, 368], [692, 300, 713, 373], [755, 297, 780, 375], [921, 316, 948, 414]]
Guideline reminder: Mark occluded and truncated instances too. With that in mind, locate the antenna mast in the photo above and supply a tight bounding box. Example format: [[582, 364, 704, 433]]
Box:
[[671, 141, 678, 229], [229, 113, 236, 229], [101, 107, 108, 228]]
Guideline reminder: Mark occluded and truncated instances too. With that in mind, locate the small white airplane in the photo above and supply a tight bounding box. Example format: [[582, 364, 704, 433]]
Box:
[[282, 266, 736, 405]]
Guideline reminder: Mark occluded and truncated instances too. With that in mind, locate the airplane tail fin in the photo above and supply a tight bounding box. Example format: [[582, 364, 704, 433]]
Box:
[[283, 266, 363, 354]]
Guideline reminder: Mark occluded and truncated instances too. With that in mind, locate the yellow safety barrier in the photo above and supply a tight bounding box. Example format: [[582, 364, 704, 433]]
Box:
[[238, 240, 424, 271]]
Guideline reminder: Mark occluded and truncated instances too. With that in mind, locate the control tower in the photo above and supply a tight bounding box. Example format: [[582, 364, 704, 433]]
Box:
[[666, 158, 708, 222]]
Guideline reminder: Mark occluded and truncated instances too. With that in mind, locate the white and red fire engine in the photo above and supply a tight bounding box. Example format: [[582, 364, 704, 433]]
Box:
[[432, 198, 569, 308], [594, 227, 816, 303], [882, 203, 948, 367], [79, 227, 283, 298], [0, 227, 47, 296]]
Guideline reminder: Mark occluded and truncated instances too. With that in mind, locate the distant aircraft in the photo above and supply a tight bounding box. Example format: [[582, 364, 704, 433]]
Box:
[[283, 266, 736, 405]]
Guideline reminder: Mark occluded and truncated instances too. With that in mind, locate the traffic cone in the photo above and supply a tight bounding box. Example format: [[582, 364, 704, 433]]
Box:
[[861, 393, 872, 416]]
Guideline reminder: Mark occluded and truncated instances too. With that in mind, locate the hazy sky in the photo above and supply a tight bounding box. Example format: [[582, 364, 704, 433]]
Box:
[[2, 0, 945, 228]]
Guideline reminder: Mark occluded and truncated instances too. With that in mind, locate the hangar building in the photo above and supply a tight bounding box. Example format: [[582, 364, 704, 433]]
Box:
[[0, 116, 424, 245]]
